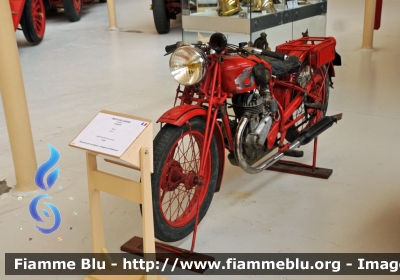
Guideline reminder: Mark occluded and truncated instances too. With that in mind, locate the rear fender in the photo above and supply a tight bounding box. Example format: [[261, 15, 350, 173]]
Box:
[[158, 105, 225, 192], [9, 0, 25, 29]]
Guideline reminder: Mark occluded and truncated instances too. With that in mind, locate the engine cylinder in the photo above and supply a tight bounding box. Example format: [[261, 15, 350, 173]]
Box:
[[232, 92, 263, 118]]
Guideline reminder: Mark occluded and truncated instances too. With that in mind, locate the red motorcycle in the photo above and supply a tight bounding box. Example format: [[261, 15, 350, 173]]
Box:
[[150, 33, 342, 242]]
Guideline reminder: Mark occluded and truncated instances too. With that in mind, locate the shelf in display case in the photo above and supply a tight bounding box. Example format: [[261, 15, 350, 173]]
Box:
[[182, 0, 327, 34]]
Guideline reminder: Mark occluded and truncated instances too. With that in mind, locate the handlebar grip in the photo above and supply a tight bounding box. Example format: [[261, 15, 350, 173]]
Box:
[[165, 43, 178, 53], [260, 50, 286, 61]]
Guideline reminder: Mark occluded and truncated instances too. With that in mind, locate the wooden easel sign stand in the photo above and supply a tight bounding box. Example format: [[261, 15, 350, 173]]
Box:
[[70, 110, 167, 280]]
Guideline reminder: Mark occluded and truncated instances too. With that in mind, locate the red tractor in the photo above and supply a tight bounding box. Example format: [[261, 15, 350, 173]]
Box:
[[47, 0, 107, 23], [151, 0, 181, 34], [10, 0, 46, 44], [10, 0, 103, 44], [10, 0, 82, 44], [46, 0, 83, 22]]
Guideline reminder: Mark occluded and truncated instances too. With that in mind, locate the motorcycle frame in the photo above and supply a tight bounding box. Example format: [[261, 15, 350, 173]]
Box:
[[159, 39, 335, 190]]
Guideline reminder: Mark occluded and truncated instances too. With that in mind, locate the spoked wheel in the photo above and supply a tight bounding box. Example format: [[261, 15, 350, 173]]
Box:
[[152, 0, 170, 34], [150, 117, 219, 242], [285, 65, 330, 142], [20, 0, 46, 44], [63, 0, 83, 22]]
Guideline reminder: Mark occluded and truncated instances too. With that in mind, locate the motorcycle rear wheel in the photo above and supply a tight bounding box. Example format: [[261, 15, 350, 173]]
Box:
[[150, 117, 219, 242], [285, 65, 329, 143]]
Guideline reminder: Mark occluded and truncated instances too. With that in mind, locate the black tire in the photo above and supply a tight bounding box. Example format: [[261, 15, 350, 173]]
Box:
[[63, 0, 82, 22], [99, 0, 107, 2], [152, 0, 170, 34], [20, 0, 46, 44], [149, 117, 219, 242], [285, 65, 330, 142]]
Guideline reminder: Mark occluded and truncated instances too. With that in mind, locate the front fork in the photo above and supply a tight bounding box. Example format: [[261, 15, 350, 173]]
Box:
[[198, 59, 221, 185]]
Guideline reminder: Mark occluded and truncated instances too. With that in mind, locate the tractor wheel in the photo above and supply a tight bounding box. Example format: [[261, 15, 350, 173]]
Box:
[[152, 0, 170, 34], [20, 0, 46, 44], [63, 0, 82, 22]]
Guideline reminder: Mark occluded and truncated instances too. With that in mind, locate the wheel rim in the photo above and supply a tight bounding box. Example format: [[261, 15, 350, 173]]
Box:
[[73, 0, 82, 13], [31, 0, 45, 38], [159, 130, 211, 228], [292, 67, 325, 133]]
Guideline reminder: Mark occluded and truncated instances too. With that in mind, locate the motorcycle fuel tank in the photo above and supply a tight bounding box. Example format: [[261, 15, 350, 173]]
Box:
[[221, 54, 258, 94]]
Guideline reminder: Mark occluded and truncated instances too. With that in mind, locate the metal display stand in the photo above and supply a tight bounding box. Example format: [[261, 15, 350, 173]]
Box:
[[267, 137, 333, 179], [70, 110, 167, 280], [182, 0, 328, 46]]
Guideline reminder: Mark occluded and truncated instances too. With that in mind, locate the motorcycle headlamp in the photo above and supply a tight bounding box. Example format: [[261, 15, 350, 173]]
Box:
[[169, 46, 207, 86]]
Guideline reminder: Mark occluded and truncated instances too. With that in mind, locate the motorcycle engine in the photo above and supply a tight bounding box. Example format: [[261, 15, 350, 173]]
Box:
[[232, 90, 276, 160]]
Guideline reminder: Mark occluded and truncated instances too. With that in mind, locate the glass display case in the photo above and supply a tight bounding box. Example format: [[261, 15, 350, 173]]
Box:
[[181, 0, 327, 49]]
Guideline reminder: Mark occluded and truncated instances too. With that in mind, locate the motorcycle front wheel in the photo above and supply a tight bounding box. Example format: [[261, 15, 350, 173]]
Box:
[[150, 117, 219, 242]]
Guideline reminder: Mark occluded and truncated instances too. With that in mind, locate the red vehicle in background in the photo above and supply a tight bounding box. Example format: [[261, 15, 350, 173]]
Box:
[[46, 0, 107, 23], [10, 0, 81, 44], [10, 0, 46, 44], [10, 0, 102, 44], [46, 0, 83, 22]]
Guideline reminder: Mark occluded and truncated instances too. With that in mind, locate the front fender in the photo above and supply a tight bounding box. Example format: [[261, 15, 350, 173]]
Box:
[[157, 105, 225, 192], [157, 105, 207, 126]]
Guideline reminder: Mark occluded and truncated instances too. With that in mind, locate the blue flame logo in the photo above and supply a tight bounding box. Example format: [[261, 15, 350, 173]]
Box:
[[29, 144, 62, 234], [29, 194, 61, 234], [35, 144, 60, 191]]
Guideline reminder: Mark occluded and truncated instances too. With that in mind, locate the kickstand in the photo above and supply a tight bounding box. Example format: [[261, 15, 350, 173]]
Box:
[[120, 193, 214, 274], [266, 137, 333, 179], [312, 136, 318, 172], [154, 193, 201, 257]]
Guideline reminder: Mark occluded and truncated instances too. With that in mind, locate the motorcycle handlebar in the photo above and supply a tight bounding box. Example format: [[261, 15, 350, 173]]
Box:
[[165, 42, 209, 55], [165, 43, 287, 61], [260, 49, 286, 61], [165, 43, 179, 53]]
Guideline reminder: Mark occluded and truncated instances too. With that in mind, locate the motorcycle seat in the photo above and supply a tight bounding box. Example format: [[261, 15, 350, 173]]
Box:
[[259, 55, 301, 76]]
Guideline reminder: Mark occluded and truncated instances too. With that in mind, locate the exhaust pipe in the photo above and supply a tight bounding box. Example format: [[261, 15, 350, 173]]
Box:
[[234, 114, 342, 174], [296, 114, 342, 146]]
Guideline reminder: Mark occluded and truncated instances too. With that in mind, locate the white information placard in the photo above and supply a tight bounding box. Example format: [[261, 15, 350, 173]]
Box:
[[70, 112, 149, 157]]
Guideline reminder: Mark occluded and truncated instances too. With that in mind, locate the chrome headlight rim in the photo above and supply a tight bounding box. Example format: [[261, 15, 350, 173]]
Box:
[[169, 46, 207, 86]]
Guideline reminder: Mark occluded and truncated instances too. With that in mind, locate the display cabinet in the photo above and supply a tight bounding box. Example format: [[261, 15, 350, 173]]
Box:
[[181, 0, 327, 49]]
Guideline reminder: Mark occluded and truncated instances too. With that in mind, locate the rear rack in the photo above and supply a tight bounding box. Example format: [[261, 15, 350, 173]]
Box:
[[276, 37, 337, 68]]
